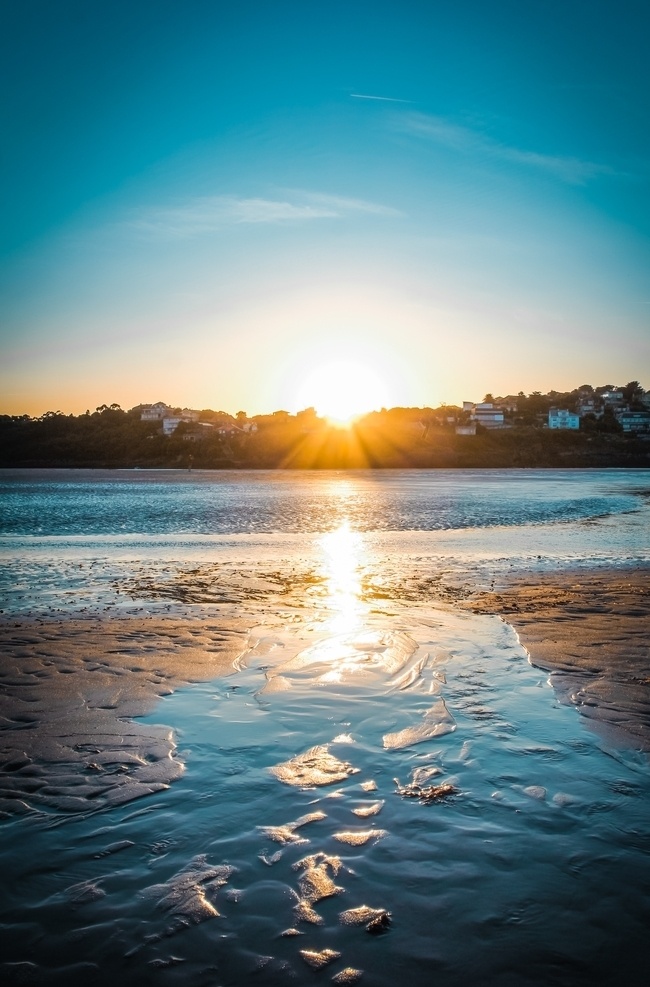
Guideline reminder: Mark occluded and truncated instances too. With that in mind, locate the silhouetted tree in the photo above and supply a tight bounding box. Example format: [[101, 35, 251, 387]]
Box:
[[622, 381, 643, 405]]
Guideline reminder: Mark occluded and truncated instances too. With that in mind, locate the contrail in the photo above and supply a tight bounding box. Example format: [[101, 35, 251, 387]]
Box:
[[350, 93, 412, 103]]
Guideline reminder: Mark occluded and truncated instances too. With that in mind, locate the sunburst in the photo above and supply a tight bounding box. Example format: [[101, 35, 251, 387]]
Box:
[[294, 359, 389, 427]]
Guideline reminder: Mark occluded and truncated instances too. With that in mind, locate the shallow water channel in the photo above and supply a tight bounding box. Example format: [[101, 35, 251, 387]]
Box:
[[2, 600, 649, 987], [2, 470, 650, 985]]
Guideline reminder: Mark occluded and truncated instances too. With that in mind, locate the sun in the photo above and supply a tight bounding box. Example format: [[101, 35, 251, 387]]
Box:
[[295, 359, 390, 426]]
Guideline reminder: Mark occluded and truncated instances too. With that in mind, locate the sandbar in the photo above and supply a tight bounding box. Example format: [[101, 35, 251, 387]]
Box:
[[466, 567, 650, 748]]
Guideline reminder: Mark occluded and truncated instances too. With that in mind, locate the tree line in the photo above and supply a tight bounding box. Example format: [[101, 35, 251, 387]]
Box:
[[0, 382, 648, 469]]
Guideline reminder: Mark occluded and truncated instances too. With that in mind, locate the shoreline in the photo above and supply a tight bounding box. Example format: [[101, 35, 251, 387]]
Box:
[[1, 564, 649, 817], [465, 565, 650, 749], [0, 614, 249, 817]]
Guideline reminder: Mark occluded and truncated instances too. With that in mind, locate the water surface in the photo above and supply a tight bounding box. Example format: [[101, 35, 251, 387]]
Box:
[[1, 469, 649, 986]]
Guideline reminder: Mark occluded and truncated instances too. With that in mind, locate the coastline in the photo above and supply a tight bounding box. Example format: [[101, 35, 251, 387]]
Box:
[[2, 564, 649, 818]]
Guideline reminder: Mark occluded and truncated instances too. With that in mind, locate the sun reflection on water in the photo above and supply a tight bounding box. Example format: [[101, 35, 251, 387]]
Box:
[[319, 521, 365, 632]]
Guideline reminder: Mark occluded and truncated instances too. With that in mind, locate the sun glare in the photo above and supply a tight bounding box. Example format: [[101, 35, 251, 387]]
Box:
[[295, 360, 389, 426], [320, 520, 364, 632]]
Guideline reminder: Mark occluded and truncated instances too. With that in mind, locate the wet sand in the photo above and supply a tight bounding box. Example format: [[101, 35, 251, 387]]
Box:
[[0, 616, 248, 816], [466, 567, 650, 748], [1, 567, 649, 818]]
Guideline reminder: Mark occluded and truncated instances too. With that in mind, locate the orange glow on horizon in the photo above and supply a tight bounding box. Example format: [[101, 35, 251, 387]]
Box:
[[294, 359, 391, 428]]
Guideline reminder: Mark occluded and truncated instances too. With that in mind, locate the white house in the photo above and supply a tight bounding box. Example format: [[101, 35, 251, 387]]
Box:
[[140, 402, 171, 421], [601, 390, 624, 407], [548, 409, 580, 430], [141, 404, 201, 434], [462, 401, 505, 428], [474, 409, 505, 428], [162, 417, 183, 436]]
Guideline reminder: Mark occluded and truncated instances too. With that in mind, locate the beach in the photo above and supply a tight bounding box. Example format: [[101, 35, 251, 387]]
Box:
[[2, 468, 650, 986], [466, 567, 650, 749], [0, 615, 248, 816], [2, 566, 649, 819]]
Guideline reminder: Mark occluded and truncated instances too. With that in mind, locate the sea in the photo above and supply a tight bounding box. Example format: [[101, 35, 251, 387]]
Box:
[[1, 468, 649, 986]]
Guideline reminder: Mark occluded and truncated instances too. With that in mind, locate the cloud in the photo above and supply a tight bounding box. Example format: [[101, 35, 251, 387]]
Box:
[[286, 191, 403, 217], [129, 191, 402, 238], [397, 112, 611, 184], [351, 93, 413, 104]]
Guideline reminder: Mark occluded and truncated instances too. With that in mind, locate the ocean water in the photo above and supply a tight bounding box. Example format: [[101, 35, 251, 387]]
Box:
[[0, 467, 647, 537], [1, 469, 649, 986], [1, 468, 648, 617]]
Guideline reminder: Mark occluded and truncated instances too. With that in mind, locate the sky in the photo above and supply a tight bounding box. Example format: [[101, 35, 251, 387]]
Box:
[[1, 0, 649, 418]]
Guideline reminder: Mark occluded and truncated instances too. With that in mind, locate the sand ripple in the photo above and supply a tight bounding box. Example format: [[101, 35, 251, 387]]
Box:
[[144, 855, 235, 924], [383, 698, 456, 749], [0, 617, 246, 815], [299, 947, 341, 969], [258, 810, 326, 844], [270, 745, 360, 787], [263, 629, 418, 693], [333, 829, 388, 846]]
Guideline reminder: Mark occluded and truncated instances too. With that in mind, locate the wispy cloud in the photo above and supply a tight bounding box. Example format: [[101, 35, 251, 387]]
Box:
[[129, 191, 402, 238], [351, 93, 412, 104], [285, 191, 403, 217], [397, 112, 611, 184]]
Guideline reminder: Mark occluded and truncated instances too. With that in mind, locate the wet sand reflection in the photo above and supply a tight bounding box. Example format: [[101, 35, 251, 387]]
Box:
[[319, 520, 365, 632]]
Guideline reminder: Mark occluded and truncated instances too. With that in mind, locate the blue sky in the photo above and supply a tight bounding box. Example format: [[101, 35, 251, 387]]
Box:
[[1, 0, 648, 415]]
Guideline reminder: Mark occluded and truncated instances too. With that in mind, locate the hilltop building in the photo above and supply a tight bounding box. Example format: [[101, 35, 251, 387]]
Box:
[[600, 389, 624, 407], [140, 402, 171, 421], [462, 401, 506, 428], [139, 404, 201, 434], [161, 417, 183, 436], [548, 409, 580, 429], [616, 411, 650, 434], [180, 423, 215, 441], [576, 396, 597, 416]]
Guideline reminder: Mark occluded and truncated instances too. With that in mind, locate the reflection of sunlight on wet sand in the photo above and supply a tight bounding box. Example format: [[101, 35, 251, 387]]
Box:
[[319, 521, 365, 632], [261, 514, 424, 696]]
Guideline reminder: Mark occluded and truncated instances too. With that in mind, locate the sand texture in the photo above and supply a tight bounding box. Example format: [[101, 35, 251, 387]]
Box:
[[0, 616, 247, 816], [1, 568, 648, 818], [467, 568, 650, 748]]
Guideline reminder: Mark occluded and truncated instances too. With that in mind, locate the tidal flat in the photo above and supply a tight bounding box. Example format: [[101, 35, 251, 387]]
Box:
[[1, 469, 649, 986]]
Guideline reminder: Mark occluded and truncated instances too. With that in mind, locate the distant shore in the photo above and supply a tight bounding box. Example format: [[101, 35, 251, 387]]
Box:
[[2, 412, 649, 469]]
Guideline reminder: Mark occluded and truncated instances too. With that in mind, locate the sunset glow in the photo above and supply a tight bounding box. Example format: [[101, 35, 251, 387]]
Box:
[[0, 1, 648, 416], [295, 360, 390, 426]]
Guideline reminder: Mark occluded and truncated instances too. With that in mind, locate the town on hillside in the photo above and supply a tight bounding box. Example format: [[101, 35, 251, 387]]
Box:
[[1, 381, 649, 469], [134, 381, 650, 438]]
